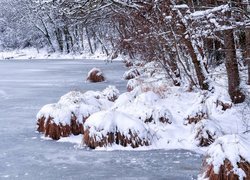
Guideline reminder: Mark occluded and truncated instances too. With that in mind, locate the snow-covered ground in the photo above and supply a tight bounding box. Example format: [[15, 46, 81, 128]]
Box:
[[0, 60, 202, 179], [0, 48, 121, 61]]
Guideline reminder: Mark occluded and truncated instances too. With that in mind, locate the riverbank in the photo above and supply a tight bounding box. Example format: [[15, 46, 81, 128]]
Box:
[[35, 59, 250, 179], [0, 48, 121, 61]]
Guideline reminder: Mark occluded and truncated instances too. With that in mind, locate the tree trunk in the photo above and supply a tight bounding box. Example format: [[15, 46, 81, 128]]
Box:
[[86, 27, 94, 54], [173, 13, 209, 90], [246, 26, 250, 85], [168, 52, 181, 86], [79, 25, 84, 51], [63, 27, 70, 53], [55, 28, 63, 52], [223, 28, 245, 103], [63, 27, 73, 54], [39, 19, 55, 52], [183, 37, 209, 90], [186, 0, 194, 12]]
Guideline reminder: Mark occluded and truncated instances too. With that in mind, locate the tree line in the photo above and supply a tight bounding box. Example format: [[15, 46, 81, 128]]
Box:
[[0, 0, 249, 104]]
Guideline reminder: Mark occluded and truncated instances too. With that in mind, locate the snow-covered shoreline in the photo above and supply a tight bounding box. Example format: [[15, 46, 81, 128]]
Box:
[[35, 59, 250, 179], [0, 48, 122, 61]]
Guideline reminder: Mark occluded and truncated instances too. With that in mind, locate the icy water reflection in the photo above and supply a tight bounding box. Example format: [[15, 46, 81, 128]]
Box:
[[0, 60, 202, 179]]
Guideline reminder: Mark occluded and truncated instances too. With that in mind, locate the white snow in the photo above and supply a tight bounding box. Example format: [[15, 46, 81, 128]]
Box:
[[36, 90, 113, 125], [0, 47, 123, 61], [84, 110, 153, 140], [190, 5, 229, 19], [87, 67, 103, 77], [173, 4, 189, 9], [58, 135, 83, 144]]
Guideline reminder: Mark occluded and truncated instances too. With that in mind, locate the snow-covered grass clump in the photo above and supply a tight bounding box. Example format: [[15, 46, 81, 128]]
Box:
[[199, 133, 250, 180], [123, 68, 140, 80], [102, 85, 120, 102], [36, 89, 114, 140], [86, 67, 105, 82], [192, 119, 223, 147], [114, 90, 173, 125], [83, 110, 153, 149]]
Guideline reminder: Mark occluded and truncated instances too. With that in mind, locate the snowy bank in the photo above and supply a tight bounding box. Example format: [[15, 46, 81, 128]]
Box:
[[35, 59, 250, 178], [0, 48, 122, 60]]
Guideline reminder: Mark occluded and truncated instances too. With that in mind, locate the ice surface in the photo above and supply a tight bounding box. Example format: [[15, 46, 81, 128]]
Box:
[[0, 59, 202, 179]]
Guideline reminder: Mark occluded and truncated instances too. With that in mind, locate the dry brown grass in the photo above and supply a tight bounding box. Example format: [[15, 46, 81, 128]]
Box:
[[124, 69, 140, 80], [202, 158, 250, 180], [195, 128, 215, 147], [124, 60, 133, 67], [140, 83, 168, 97], [83, 129, 150, 149], [87, 69, 105, 82], [216, 100, 232, 111], [36, 114, 85, 140], [185, 112, 207, 125]]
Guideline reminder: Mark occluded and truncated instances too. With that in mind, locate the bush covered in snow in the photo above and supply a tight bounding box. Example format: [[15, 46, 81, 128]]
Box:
[[87, 68, 105, 82], [83, 110, 153, 149]]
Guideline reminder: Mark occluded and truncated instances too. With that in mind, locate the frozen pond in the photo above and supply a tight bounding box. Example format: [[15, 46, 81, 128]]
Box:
[[0, 60, 202, 179]]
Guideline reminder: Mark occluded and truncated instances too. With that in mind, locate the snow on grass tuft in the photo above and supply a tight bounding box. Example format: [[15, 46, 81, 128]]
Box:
[[200, 133, 250, 180], [83, 110, 154, 148], [36, 88, 116, 139], [102, 85, 120, 102], [86, 68, 105, 82]]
